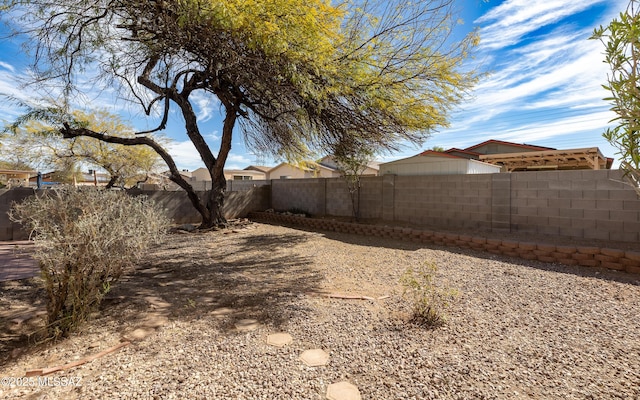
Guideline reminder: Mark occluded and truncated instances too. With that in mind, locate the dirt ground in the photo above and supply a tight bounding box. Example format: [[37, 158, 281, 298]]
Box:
[[1, 221, 639, 399]]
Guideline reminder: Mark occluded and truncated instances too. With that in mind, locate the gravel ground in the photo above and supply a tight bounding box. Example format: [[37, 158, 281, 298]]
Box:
[[1, 222, 640, 399]]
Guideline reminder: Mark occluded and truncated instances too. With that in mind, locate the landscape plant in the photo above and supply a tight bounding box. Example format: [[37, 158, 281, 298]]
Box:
[[400, 263, 458, 328], [9, 188, 170, 339], [591, 0, 640, 196]]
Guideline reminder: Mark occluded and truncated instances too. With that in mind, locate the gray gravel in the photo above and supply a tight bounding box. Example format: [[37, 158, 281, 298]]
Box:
[[2, 223, 640, 399]]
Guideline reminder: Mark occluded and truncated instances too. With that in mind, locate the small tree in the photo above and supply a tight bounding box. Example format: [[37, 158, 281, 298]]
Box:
[[5, 108, 166, 188], [333, 142, 376, 222], [591, 0, 640, 196], [10, 188, 169, 338]]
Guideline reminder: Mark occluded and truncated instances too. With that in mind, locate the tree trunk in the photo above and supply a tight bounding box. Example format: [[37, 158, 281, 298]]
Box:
[[204, 177, 227, 228], [196, 105, 236, 229]]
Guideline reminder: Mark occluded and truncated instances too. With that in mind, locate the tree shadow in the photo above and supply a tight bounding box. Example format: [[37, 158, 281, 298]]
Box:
[[0, 229, 321, 368]]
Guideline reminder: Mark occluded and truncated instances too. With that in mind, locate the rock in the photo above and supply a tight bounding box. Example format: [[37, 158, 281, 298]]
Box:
[[300, 349, 330, 367], [266, 333, 293, 347], [326, 381, 361, 400]]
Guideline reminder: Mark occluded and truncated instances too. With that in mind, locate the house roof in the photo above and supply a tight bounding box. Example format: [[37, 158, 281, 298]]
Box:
[[317, 155, 381, 171], [270, 161, 337, 173], [465, 139, 556, 152], [416, 150, 463, 158], [244, 165, 272, 173], [444, 148, 481, 157]]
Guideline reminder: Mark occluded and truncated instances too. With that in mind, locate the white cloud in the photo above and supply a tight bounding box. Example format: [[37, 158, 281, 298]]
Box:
[[165, 140, 254, 171], [476, 0, 606, 50], [0, 61, 15, 73], [166, 140, 205, 171], [224, 153, 253, 170], [190, 91, 221, 123]]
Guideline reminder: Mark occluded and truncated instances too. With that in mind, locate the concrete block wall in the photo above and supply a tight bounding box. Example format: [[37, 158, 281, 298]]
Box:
[[271, 178, 326, 215], [358, 177, 384, 219], [227, 179, 271, 192], [325, 179, 353, 217], [392, 175, 493, 231], [0, 187, 271, 240], [263, 170, 640, 244], [510, 170, 640, 242]]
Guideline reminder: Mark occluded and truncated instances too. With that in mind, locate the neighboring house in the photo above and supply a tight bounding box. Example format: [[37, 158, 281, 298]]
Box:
[[192, 166, 267, 182], [379, 151, 501, 176], [444, 139, 613, 172], [317, 155, 380, 176], [225, 169, 267, 181], [267, 161, 340, 179], [0, 169, 37, 188]]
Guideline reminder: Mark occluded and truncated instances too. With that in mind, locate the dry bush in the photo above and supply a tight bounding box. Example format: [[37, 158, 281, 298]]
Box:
[[400, 263, 458, 328], [10, 187, 169, 338]]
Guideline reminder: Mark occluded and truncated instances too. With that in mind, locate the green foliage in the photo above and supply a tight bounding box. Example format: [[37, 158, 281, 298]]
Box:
[[9, 188, 169, 339], [3, 105, 166, 188], [400, 263, 457, 328], [332, 141, 376, 221], [591, 0, 640, 196]]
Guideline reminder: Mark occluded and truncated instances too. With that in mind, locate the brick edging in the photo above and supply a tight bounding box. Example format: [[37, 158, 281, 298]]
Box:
[[248, 212, 640, 274]]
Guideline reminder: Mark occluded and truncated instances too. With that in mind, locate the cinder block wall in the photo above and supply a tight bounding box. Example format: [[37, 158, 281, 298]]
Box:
[[393, 175, 493, 230], [265, 170, 640, 243], [0, 187, 270, 240], [271, 178, 326, 215], [510, 169, 639, 242]]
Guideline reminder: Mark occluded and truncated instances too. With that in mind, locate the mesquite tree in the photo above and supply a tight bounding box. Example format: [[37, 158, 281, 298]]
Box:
[[2, 0, 480, 228]]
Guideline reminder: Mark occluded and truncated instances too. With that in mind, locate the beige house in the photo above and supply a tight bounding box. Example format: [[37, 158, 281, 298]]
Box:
[[225, 169, 267, 181], [317, 155, 379, 176], [380, 151, 501, 176], [266, 161, 340, 180]]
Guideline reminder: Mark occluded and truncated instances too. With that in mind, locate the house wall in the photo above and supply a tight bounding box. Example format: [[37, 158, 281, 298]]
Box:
[[380, 157, 501, 176], [267, 164, 309, 180]]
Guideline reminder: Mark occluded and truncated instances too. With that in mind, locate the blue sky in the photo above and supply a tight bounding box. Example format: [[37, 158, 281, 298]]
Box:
[[0, 0, 629, 170]]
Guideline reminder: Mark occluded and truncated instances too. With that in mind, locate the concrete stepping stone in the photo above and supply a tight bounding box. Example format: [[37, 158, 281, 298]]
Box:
[[235, 318, 260, 332], [300, 349, 330, 367], [210, 307, 235, 318], [267, 333, 293, 347], [326, 381, 361, 400]]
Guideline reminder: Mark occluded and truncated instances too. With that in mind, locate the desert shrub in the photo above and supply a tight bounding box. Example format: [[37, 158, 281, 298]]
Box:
[[400, 262, 458, 328], [9, 187, 169, 338]]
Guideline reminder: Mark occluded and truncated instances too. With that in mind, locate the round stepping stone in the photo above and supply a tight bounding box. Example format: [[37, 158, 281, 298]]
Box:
[[267, 333, 293, 347], [210, 307, 235, 317], [326, 381, 361, 400], [300, 349, 330, 367], [235, 318, 260, 332], [126, 327, 154, 341]]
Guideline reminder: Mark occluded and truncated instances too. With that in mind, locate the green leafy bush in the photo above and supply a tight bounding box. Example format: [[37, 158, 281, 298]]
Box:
[[400, 263, 458, 328], [10, 187, 169, 338]]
